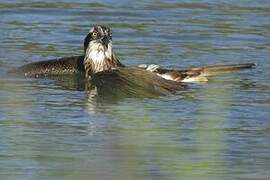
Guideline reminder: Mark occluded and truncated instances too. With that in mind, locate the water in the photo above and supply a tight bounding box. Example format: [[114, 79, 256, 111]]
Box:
[[0, 1, 270, 179]]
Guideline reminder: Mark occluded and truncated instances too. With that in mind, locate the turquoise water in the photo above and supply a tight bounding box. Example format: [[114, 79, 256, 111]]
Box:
[[0, 1, 270, 179]]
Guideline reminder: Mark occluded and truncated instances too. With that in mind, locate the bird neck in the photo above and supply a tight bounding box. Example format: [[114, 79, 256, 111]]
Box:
[[83, 42, 119, 78]]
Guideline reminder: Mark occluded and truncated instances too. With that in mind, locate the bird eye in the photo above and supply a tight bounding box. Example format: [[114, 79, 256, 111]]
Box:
[[92, 32, 98, 37]]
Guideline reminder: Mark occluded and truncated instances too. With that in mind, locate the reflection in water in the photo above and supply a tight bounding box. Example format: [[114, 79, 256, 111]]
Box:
[[1, 66, 269, 180], [92, 83, 228, 180], [86, 87, 99, 114]]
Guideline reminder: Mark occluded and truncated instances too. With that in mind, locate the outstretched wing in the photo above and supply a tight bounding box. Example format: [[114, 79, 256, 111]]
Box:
[[9, 53, 124, 78], [8, 55, 85, 77], [140, 63, 256, 82], [91, 67, 185, 98]]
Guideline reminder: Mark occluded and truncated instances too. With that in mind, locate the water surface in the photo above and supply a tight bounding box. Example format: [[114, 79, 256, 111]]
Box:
[[0, 1, 270, 180]]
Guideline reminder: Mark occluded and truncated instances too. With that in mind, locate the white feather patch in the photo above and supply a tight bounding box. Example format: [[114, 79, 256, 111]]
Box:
[[158, 73, 209, 82], [84, 41, 113, 73], [158, 74, 175, 81], [182, 76, 208, 82]]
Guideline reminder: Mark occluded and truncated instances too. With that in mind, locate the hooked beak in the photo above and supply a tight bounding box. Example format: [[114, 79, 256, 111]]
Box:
[[100, 35, 111, 48]]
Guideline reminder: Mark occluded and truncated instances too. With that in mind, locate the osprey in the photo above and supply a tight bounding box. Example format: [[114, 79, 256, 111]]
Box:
[[10, 25, 256, 96], [83, 25, 124, 78]]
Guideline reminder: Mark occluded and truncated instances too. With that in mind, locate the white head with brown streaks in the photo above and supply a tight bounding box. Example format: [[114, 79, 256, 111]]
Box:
[[83, 25, 119, 78]]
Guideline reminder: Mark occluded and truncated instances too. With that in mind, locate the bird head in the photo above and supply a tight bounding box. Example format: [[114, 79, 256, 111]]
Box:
[[84, 25, 112, 53], [83, 25, 119, 77]]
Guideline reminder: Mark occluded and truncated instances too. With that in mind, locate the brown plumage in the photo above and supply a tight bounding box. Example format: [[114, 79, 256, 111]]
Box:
[[91, 67, 185, 98], [141, 63, 257, 82], [8, 25, 256, 97], [8, 55, 85, 77]]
